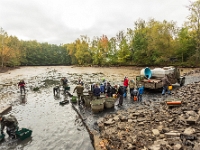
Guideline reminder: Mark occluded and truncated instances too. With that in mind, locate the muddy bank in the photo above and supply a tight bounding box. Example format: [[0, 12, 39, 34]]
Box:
[[93, 71, 200, 150]]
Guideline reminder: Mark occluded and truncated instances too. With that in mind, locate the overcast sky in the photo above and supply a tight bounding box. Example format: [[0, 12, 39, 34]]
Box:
[[0, 0, 195, 45]]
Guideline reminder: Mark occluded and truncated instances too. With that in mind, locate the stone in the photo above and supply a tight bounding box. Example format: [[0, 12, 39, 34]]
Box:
[[97, 117, 104, 124], [159, 134, 165, 139], [183, 127, 196, 135], [137, 118, 146, 122], [128, 119, 133, 123], [138, 122, 144, 126], [152, 129, 160, 136], [104, 119, 115, 125], [113, 116, 119, 121], [193, 142, 200, 150], [173, 144, 182, 150], [164, 132, 180, 138]]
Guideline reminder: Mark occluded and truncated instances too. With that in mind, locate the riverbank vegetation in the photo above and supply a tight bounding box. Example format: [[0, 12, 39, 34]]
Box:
[[0, 0, 200, 67]]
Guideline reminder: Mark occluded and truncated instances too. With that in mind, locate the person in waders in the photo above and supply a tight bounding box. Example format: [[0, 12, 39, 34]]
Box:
[[93, 84, 101, 99], [61, 77, 68, 94], [137, 84, 144, 102], [18, 80, 26, 94], [53, 85, 60, 96], [129, 79, 136, 99], [161, 75, 171, 95], [123, 76, 129, 98], [0, 114, 19, 139], [131, 88, 138, 102], [73, 83, 84, 105], [116, 85, 124, 106]]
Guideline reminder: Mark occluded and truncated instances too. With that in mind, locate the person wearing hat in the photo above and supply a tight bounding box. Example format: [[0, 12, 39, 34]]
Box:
[[0, 114, 19, 139], [73, 83, 84, 105]]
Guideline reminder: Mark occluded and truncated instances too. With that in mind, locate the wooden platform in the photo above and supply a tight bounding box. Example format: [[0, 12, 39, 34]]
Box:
[[143, 79, 161, 83], [0, 105, 12, 114]]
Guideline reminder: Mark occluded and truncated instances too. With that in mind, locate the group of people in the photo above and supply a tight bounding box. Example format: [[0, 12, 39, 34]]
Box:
[[90, 76, 145, 107]]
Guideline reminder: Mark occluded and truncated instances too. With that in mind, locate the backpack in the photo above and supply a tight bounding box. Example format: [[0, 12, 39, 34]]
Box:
[[133, 96, 137, 101]]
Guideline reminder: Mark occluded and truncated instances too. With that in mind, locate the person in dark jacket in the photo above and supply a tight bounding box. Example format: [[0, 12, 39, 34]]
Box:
[[116, 85, 124, 106], [61, 77, 68, 94], [0, 114, 18, 139], [18, 80, 26, 94], [78, 78, 84, 86], [53, 85, 60, 96], [106, 82, 112, 97], [111, 85, 117, 97], [93, 84, 101, 99], [100, 83, 105, 94], [137, 85, 144, 102]]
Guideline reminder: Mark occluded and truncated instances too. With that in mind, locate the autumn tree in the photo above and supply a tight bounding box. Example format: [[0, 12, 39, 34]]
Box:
[[186, 0, 200, 64], [0, 28, 21, 67]]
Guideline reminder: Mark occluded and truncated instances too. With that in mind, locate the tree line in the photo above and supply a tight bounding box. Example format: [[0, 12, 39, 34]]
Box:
[[0, 0, 200, 67]]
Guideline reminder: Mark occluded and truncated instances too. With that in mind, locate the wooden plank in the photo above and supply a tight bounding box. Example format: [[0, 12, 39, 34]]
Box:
[[0, 105, 12, 114]]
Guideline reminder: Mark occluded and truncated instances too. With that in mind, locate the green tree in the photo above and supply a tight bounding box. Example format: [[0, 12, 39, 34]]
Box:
[[186, 0, 200, 64]]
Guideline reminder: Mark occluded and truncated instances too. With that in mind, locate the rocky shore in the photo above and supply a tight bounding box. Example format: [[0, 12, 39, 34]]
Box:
[[94, 70, 200, 150]]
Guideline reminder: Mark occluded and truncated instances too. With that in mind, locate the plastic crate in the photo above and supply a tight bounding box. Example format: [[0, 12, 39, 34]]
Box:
[[65, 87, 70, 91], [0, 133, 5, 141], [59, 100, 69, 105], [15, 128, 32, 140]]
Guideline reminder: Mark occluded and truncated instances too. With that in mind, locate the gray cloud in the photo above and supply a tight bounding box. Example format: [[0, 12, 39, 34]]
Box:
[[0, 0, 195, 45]]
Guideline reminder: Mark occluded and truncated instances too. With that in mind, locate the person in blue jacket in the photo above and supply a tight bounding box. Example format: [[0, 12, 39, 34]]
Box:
[[93, 84, 101, 99], [100, 83, 105, 94], [137, 84, 144, 102]]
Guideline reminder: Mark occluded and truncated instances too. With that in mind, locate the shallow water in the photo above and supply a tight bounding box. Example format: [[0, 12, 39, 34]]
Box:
[[0, 87, 94, 150], [0, 66, 199, 150]]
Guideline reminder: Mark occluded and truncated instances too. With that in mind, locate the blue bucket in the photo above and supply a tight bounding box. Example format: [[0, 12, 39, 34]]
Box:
[[140, 67, 152, 79]]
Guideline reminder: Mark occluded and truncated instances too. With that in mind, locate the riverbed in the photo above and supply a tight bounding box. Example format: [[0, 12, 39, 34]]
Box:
[[0, 66, 199, 150]]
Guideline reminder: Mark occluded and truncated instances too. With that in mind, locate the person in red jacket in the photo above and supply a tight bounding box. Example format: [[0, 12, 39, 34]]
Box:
[[123, 76, 129, 98], [18, 80, 26, 94]]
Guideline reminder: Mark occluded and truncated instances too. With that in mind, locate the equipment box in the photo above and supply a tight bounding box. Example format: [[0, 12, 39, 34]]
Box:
[[0, 133, 5, 141], [15, 128, 32, 140]]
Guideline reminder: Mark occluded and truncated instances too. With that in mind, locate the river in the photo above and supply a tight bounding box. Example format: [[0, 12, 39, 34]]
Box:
[[0, 66, 198, 150]]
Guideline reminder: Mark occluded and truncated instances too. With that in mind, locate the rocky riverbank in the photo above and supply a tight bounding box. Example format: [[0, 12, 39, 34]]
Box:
[[94, 70, 200, 150]]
